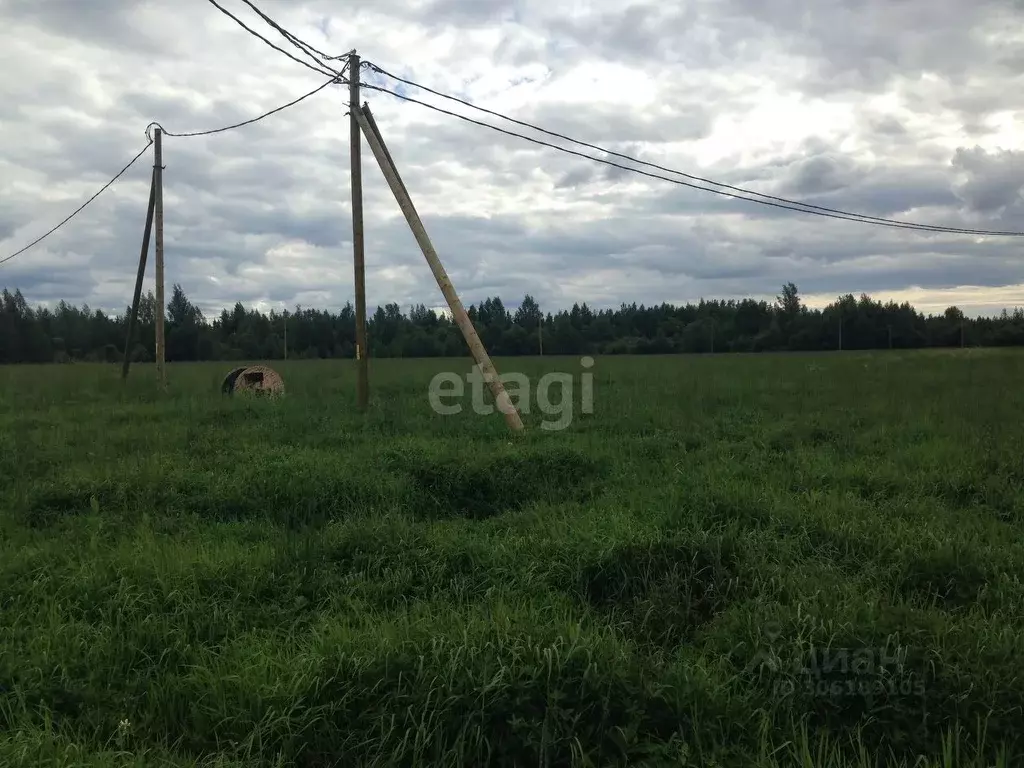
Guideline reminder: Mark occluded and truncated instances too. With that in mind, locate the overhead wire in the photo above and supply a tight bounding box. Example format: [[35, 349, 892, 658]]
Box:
[[238, 0, 349, 74], [149, 74, 343, 138], [1, 72, 345, 266], [204, 0, 337, 78], [356, 79, 1006, 235], [362, 61, 1024, 238], [0, 141, 154, 267], [11, 13, 1009, 273]]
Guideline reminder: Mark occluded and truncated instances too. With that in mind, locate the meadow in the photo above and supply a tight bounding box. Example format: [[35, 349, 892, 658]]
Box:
[[1, 350, 1023, 767]]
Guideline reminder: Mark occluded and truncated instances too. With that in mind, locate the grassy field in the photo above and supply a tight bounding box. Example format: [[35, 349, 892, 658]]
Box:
[[1, 350, 1023, 767]]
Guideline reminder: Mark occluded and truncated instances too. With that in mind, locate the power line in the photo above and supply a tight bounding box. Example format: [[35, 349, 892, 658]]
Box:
[[1, 73, 342, 266], [204, 0, 337, 78], [241, 0, 336, 71], [238, 0, 348, 74], [363, 62, 1024, 238], [0, 141, 153, 267], [357, 80, 1001, 235], [149, 74, 343, 138]]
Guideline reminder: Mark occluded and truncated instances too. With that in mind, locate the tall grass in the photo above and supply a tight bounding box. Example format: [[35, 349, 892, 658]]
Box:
[[1, 350, 1022, 766]]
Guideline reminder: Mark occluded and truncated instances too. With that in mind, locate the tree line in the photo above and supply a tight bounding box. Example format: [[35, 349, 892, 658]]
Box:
[[2, 282, 1023, 364]]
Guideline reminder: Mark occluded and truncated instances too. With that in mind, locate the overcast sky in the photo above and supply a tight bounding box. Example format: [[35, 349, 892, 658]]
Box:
[[1, 0, 1023, 320]]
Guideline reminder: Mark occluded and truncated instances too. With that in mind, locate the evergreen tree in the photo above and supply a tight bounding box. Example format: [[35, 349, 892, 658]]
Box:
[[0, 282, 1020, 363]]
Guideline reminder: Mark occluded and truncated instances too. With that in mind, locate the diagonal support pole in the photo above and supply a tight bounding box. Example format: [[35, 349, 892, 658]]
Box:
[[122, 166, 157, 379], [354, 103, 524, 432]]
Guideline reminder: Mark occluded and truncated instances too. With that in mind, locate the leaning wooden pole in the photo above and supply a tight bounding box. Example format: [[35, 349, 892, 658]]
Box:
[[122, 166, 158, 379], [354, 104, 524, 432], [362, 100, 410, 202]]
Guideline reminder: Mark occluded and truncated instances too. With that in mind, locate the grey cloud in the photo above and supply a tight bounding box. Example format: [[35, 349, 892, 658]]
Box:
[[2, 0, 1024, 320], [720, 0, 1024, 95], [783, 155, 862, 196], [419, 0, 516, 26], [867, 116, 907, 138], [493, 31, 549, 69], [951, 147, 1024, 214], [212, 210, 345, 250], [520, 100, 712, 145], [785, 172, 961, 219], [308, 0, 514, 29], [542, 3, 758, 71], [1, 0, 160, 52], [554, 167, 596, 189], [120, 92, 255, 138], [0, 263, 98, 305], [0, 206, 17, 243], [645, 143, 968, 224]]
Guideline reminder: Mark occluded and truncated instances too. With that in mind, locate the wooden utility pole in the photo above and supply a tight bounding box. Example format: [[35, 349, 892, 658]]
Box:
[[350, 51, 369, 410], [838, 314, 843, 351], [122, 166, 157, 379], [538, 314, 543, 356], [283, 310, 288, 360], [354, 103, 524, 432], [154, 127, 166, 385]]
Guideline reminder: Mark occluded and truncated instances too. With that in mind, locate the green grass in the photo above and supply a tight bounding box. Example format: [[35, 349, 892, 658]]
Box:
[[1, 350, 1023, 767]]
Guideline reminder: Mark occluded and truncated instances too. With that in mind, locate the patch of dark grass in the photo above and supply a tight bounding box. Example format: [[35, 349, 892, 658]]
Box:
[[895, 547, 994, 611], [157, 621, 701, 767], [766, 423, 847, 454], [790, 638, 941, 756], [292, 524, 514, 609], [845, 473, 907, 504], [401, 446, 605, 520], [17, 481, 120, 528], [189, 473, 391, 530], [728, 603, 1024, 763], [800, 525, 888, 575], [578, 535, 741, 648]]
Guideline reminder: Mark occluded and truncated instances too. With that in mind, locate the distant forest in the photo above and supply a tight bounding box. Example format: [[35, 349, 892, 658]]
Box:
[[2, 282, 1023, 364]]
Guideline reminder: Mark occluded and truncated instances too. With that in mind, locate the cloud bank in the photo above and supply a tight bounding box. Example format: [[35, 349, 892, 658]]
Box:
[[1, 0, 1022, 319]]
